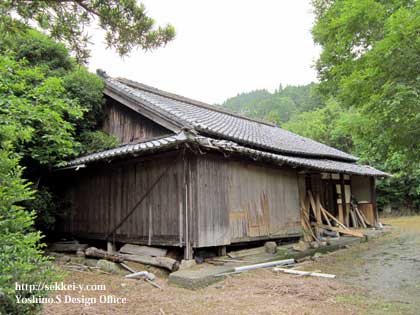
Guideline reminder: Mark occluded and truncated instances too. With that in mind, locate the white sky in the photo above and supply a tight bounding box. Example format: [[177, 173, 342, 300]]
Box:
[[88, 0, 320, 104]]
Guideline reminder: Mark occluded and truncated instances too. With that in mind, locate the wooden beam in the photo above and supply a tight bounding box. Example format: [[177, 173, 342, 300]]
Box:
[[148, 203, 153, 246], [339, 174, 346, 226], [370, 177, 378, 225]]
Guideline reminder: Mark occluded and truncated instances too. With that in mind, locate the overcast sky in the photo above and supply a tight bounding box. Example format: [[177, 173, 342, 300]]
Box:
[[88, 0, 320, 104]]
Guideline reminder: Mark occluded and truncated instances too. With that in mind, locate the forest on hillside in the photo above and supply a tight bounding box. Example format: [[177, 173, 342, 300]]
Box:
[[220, 83, 325, 125], [220, 83, 324, 125]]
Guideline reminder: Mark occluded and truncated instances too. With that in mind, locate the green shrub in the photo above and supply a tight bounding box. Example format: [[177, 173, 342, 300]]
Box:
[[0, 151, 59, 315]]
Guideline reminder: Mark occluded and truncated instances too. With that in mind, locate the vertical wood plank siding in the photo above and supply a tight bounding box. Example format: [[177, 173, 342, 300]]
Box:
[[57, 152, 302, 248], [102, 98, 172, 144], [58, 154, 183, 246], [190, 154, 302, 247]]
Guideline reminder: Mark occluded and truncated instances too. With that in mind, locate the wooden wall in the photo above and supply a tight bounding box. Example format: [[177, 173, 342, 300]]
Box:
[[351, 175, 377, 225], [102, 97, 172, 144], [56, 152, 302, 248], [56, 153, 184, 246], [351, 175, 372, 202], [190, 154, 302, 247]]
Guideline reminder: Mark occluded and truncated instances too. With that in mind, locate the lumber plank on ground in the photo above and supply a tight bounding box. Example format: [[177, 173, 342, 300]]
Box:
[[273, 268, 336, 279]]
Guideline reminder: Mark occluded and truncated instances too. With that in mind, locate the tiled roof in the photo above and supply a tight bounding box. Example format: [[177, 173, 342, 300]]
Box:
[[66, 133, 187, 167], [102, 75, 358, 162], [196, 137, 389, 177], [65, 131, 388, 177]]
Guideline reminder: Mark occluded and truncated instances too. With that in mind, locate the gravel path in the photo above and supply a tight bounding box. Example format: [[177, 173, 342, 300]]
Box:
[[43, 216, 420, 315]]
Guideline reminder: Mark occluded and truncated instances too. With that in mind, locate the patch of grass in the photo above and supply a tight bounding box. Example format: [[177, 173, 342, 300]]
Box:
[[336, 293, 413, 315]]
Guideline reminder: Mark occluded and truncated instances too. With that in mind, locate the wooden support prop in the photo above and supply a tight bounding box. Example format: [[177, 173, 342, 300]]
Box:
[[321, 208, 332, 227], [303, 215, 317, 241], [349, 210, 358, 228], [301, 214, 312, 242], [300, 203, 314, 242], [307, 191, 318, 219], [315, 224, 365, 238], [353, 207, 365, 228], [320, 206, 348, 230], [356, 208, 372, 227], [273, 268, 336, 279], [315, 193, 323, 225]]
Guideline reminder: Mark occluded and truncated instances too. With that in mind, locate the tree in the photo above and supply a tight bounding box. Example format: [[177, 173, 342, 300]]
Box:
[[0, 28, 118, 167], [0, 26, 123, 314], [312, 0, 420, 210], [283, 98, 354, 152], [0, 0, 175, 63], [0, 83, 60, 314]]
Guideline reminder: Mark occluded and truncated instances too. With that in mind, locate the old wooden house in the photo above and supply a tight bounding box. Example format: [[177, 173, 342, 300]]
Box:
[[55, 71, 388, 259]]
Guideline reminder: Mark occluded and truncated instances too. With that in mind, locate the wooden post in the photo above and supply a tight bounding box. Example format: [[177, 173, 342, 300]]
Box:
[[107, 242, 116, 254], [178, 195, 183, 247], [148, 203, 152, 246], [370, 177, 378, 226], [339, 174, 347, 226], [315, 193, 322, 225], [218, 246, 227, 257], [179, 152, 184, 247], [183, 152, 193, 260]]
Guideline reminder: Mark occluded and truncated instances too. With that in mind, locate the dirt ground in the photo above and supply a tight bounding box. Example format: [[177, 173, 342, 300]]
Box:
[[42, 216, 420, 315]]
